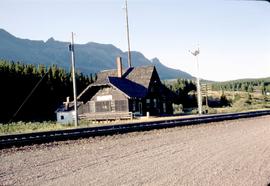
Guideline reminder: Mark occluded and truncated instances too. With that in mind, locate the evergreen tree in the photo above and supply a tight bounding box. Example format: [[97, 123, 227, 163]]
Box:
[[0, 60, 93, 123]]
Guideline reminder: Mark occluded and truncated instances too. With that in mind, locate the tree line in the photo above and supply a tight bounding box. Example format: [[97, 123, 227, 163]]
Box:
[[165, 79, 197, 108], [165, 79, 233, 111], [211, 78, 270, 94], [2, 59, 268, 123], [0, 60, 94, 123]]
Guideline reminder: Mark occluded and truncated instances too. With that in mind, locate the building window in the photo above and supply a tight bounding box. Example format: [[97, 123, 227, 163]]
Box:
[[146, 99, 150, 104], [96, 101, 111, 112], [115, 100, 128, 111], [61, 115, 64, 120]]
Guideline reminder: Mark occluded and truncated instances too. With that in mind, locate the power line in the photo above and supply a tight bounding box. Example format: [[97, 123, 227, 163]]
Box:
[[9, 71, 49, 123]]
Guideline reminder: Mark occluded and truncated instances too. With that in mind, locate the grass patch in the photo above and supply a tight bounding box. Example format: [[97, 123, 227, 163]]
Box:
[[0, 120, 117, 135], [0, 121, 74, 135], [207, 91, 270, 114], [1, 91, 269, 136]]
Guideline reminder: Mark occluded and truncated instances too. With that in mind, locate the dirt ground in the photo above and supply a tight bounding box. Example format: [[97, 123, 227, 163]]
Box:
[[1, 116, 270, 186]]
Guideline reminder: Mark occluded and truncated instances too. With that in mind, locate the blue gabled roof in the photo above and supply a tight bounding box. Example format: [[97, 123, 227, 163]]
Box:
[[78, 66, 157, 100], [108, 77, 147, 98]]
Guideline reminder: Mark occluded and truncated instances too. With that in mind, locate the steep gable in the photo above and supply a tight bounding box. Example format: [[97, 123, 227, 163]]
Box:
[[78, 65, 158, 101], [124, 66, 155, 89], [94, 66, 155, 88]]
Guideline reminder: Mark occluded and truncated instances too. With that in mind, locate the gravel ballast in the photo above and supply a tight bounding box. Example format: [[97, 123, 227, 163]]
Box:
[[1, 116, 270, 186]]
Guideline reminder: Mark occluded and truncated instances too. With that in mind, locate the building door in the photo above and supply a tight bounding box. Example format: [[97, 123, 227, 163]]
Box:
[[163, 102, 166, 113], [139, 102, 143, 115]]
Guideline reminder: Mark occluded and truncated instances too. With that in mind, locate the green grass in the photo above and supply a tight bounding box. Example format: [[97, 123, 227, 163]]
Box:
[[209, 91, 270, 114], [178, 90, 270, 115], [0, 120, 113, 135], [0, 121, 74, 135], [1, 91, 269, 136]]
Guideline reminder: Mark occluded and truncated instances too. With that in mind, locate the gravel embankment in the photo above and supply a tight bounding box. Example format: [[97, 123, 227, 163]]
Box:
[[1, 116, 270, 186]]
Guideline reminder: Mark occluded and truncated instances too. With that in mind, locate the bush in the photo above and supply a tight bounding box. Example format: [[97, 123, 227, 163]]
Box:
[[173, 104, 183, 114], [233, 93, 241, 103], [245, 94, 252, 105], [220, 94, 231, 107], [203, 106, 217, 114]]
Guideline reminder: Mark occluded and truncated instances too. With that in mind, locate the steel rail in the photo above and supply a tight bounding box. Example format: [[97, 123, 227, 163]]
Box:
[[1, 110, 270, 149]]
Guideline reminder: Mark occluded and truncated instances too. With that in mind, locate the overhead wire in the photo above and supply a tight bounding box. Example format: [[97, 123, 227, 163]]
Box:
[[8, 69, 50, 123]]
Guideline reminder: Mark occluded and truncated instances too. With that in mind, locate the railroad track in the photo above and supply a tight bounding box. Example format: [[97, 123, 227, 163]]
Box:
[[1, 110, 270, 149]]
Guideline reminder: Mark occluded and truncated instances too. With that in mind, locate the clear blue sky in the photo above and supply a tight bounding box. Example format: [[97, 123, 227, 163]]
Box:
[[1, 0, 270, 81]]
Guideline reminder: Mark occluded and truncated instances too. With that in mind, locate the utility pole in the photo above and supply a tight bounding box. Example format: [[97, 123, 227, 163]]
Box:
[[124, 0, 132, 68], [201, 83, 209, 113], [205, 84, 209, 109], [190, 48, 202, 115], [70, 32, 78, 127]]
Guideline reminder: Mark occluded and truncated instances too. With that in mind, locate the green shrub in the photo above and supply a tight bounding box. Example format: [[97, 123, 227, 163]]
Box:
[[173, 104, 183, 114]]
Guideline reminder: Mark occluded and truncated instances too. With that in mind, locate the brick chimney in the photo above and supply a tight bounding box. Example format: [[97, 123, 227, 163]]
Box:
[[116, 56, 123, 78], [64, 96, 70, 110]]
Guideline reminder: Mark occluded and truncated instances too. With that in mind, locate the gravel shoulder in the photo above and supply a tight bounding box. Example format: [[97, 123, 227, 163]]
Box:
[[1, 116, 270, 186]]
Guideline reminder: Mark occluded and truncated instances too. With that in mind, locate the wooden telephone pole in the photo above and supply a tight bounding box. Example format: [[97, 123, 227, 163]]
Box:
[[70, 32, 78, 127], [124, 0, 132, 68]]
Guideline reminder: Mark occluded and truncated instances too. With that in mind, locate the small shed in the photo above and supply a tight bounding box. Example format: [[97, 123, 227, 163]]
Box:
[[55, 97, 76, 124], [56, 110, 75, 124]]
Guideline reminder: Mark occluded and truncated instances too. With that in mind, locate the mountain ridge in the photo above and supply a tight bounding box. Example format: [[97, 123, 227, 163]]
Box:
[[0, 29, 193, 80]]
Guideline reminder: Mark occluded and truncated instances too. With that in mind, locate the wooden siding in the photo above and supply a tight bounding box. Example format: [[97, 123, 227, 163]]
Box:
[[115, 100, 128, 111], [91, 87, 126, 101], [79, 112, 132, 121], [78, 86, 129, 115], [76, 66, 174, 119], [95, 101, 112, 112]]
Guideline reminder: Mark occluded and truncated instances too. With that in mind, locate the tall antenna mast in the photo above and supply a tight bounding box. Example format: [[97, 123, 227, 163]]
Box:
[[70, 32, 78, 127], [125, 0, 132, 68]]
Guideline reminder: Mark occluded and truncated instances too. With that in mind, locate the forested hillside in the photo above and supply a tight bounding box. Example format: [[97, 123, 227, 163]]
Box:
[[0, 60, 93, 123]]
